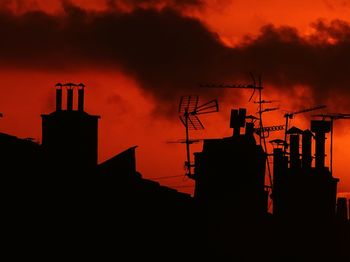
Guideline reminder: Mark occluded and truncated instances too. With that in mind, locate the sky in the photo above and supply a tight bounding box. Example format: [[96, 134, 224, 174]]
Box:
[[0, 0, 350, 196]]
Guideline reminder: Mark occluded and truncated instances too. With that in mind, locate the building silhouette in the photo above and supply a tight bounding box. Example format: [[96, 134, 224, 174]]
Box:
[[194, 108, 268, 214], [2, 83, 197, 260], [1, 86, 349, 260], [271, 121, 348, 259], [193, 108, 269, 258]]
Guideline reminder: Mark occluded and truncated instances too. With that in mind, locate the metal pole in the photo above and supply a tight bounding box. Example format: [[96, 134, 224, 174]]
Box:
[[283, 116, 289, 155], [258, 77, 273, 188], [185, 109, 191, 176], [330, 118, 334, 174], [259, 83, 262, 146]]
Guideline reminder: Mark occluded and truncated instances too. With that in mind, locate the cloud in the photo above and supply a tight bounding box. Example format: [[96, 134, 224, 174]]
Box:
[[240, 20, 350, 107], [106, 0, 203, 10], [0, 1, 350, 114]]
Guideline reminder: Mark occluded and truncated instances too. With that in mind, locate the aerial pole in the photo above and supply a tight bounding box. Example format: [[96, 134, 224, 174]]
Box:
[[184, 108, 191, 175], [257, 75, 263, 146], [179, 95, 219, 178]]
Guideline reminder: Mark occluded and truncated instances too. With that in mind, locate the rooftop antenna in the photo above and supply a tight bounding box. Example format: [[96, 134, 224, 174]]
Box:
[[200, 73, 263, 138], [179, 95, 219, 179], [255, 125, 285, 138], [283, 105, 326, 154], [312, 113, 350, 173], [254, 100, 279, 104], [200, 74, 275, 189]]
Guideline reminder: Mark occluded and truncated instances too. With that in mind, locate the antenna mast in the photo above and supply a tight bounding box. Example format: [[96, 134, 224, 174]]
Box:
[[179, 95, 219, 179]]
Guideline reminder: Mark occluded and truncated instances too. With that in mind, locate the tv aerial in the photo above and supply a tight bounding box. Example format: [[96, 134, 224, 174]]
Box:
[[200, 74, 275, 188], [254, 125, 285, 138], [178, 95, 219, 179]]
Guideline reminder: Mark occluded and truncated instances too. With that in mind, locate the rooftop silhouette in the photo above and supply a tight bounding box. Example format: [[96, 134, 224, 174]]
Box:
[[1, 83, 349, 260]]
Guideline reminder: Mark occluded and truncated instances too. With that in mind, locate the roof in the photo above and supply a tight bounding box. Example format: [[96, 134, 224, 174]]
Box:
[[41, 110, 100, 119]]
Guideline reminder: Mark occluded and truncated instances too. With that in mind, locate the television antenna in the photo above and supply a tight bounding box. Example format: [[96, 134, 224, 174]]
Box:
[[178, 95, 219, 179], [254, 100, 279, 104], [200, 74, 276, 188], [254, 125, 285, 138], [283, 105, 326, 153], [312, 113, 350, 173]]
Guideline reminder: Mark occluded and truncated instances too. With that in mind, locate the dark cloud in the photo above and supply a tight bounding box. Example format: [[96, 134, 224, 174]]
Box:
[[240, 20, 350, 108], [0, 2, 350, 114], [106, 0, 203, 10]]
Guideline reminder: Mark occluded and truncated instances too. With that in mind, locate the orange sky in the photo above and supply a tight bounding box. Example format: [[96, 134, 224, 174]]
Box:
[[0, 0, 350, 196]]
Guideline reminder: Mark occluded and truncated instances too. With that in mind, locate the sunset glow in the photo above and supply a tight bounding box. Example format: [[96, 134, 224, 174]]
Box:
[[1, 0, 350, 196]]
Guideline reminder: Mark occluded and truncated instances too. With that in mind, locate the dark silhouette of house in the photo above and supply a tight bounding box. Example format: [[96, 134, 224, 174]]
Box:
[[2, 83, 197, 260], [0, 132, 41, 176]]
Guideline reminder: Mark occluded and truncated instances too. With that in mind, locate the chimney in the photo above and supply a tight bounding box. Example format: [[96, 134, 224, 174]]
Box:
[[230, 108, 246, 137], [302, 130, 313, 169], [272, 148, 288, 215], [311, 120, 331, 169], [55, 83, 62, 111], [289, 134, 300, 169], [78, 83, 85, 112], [67, 86, 74, 111]]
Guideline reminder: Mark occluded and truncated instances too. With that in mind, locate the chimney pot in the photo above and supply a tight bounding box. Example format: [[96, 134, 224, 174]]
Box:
[[78, 85, 85, 112], [55, 85, 62, 111], [67, 86, 74, 111]]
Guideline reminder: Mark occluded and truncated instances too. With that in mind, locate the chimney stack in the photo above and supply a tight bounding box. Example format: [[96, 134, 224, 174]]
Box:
[[302, 130, 313, 169], [55, 83, 62, 111], [78, 83, 85, 112], [272, 148, 288, 215], [289, 134, 300, 169], [311, 120, 331, 169], [230, 108, 246, 137]]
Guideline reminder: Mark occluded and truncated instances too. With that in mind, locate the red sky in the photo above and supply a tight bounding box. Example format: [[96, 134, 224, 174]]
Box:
[[0, 0, 350, 197]]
